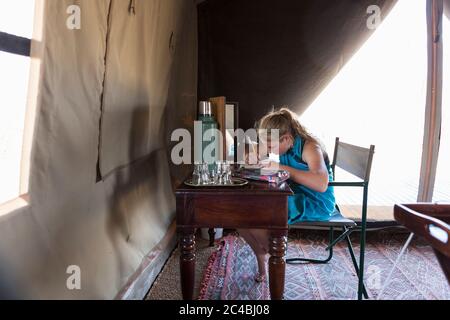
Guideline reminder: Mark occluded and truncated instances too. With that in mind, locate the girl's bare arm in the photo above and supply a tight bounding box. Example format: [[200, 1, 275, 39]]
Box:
[[278, 142, 330, 193]]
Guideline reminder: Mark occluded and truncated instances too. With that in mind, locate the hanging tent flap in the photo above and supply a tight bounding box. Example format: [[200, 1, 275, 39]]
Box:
[[99, 0, 184, 178]]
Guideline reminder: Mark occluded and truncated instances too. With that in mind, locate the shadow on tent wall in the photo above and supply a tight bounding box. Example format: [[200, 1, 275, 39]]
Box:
[[106, 108, 172, 286]]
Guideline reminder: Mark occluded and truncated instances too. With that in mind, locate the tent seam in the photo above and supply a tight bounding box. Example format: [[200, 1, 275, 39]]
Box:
[[96, 0, 114, 182]]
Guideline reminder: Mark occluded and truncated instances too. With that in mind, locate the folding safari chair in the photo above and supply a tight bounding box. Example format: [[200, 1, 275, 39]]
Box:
[[286, 137, 375, 300]]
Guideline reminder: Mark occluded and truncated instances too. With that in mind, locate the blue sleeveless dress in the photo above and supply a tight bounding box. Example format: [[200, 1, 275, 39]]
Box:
[[280, 136, 336, 224]]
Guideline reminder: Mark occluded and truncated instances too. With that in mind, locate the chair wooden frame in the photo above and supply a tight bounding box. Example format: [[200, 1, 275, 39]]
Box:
[[286, 137, 375, 300]]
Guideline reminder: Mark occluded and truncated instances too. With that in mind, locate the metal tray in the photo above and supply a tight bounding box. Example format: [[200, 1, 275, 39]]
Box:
[[184, 177, 249, 187]]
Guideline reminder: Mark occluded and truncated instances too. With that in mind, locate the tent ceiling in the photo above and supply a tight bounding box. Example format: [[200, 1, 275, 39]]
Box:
[[198, 0, 397, 129]]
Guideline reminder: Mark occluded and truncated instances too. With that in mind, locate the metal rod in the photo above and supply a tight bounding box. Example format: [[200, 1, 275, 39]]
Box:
[[358, 185, 369, 300], [376, 233, 415, 300], [325, 227, 353, 251], [345, 230, 369, 299]]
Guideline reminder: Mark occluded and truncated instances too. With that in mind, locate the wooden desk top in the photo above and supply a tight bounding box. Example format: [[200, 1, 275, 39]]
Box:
[[175, 178, 293, 196]]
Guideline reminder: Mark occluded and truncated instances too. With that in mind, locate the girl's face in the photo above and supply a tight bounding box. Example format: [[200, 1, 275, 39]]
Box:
[[263, 134, 293, 155]]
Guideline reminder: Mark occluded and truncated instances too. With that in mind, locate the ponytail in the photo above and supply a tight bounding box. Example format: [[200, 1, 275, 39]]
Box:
[[257, 106, 330, 164]]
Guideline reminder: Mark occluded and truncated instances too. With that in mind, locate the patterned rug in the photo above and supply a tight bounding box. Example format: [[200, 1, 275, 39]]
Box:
[[198, 232, 450, 300]]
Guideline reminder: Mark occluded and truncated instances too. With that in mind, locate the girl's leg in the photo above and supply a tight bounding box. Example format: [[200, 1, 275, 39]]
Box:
[[237, 229, 269, 281], [249, 229, 270, 254]]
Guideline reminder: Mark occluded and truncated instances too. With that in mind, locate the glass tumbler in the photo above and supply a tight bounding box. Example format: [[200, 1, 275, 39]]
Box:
[[201, 163, 211, 185], [192, 163, 202, 185]]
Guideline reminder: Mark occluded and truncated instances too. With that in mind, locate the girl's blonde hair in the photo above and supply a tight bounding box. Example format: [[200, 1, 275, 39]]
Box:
[[256, 107, 329, 163]]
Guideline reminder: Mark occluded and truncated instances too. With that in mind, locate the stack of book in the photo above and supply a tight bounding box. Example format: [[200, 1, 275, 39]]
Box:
[[235, 165, 290, 184]]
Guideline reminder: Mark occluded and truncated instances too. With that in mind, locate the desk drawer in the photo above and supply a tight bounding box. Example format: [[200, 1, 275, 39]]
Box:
[[192, 195, 288, 228]]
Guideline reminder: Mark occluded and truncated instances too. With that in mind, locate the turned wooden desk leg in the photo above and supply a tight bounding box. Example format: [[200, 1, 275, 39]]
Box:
[[269, 231, 287, 300], [179, 229, 195, 300], [208, 228, 215, 247]]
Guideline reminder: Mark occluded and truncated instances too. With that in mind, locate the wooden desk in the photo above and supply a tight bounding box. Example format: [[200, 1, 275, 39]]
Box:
[[176, 179, 293, 300]]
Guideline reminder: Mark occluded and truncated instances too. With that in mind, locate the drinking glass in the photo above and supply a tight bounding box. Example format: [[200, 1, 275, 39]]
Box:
[[223, 162, 233, 185], [192, 163, 202, 185], [201, 163, 211, 185]]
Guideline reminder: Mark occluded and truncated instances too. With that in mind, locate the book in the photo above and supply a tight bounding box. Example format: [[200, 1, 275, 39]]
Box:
[[241, 166, 279, 176], [235, 167, 290, 184]]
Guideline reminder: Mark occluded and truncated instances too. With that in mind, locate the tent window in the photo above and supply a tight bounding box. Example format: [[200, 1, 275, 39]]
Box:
[[0, 1, 35, 204], [300, 1, 427, 213], [433, 15, 450, 202]]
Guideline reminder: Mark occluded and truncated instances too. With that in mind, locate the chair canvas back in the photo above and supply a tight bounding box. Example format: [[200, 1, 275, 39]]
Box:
[[331, 138, 375, 182]]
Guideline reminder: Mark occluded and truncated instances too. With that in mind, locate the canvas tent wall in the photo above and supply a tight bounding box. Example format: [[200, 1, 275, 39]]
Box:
[[0, 0, 197, 299]]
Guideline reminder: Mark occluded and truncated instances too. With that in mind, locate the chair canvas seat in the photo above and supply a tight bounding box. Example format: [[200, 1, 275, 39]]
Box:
[[290, 209, 357, 228]]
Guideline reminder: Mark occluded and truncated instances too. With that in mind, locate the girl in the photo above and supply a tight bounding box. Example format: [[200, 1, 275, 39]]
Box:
[[238, 107, 336, 282]]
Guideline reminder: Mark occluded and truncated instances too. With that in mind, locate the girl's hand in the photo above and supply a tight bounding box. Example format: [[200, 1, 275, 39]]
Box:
[[245, 151, 260, 165], [261, 160, 281, 170]]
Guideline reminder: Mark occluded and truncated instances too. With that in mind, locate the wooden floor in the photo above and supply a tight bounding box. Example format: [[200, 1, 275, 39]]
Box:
[[340, 204, 394, 222]]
